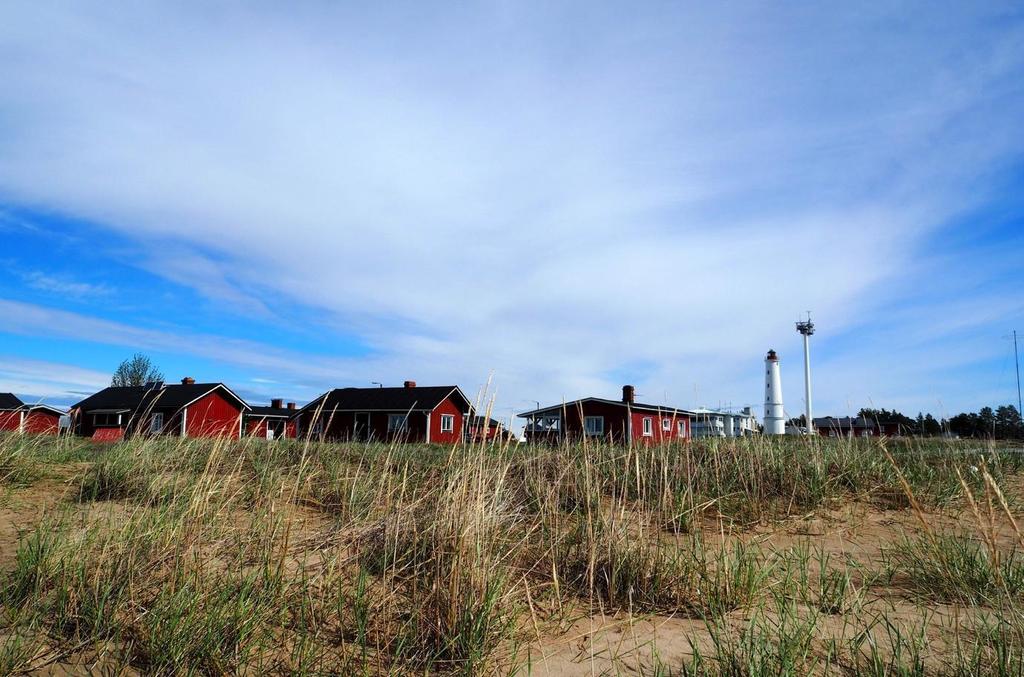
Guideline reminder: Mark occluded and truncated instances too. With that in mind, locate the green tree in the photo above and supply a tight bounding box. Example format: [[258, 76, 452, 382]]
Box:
[[995, 405, 1023, 439], [948, 412, 979, 438], [978, 407, 997, 437], [111, 353, 165, 387], [921, 413, 942, 436], [858, 408, 917, 435]]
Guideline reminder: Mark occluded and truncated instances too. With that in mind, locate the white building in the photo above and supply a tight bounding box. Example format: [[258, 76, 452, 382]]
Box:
[[690, 406, 758, 438]]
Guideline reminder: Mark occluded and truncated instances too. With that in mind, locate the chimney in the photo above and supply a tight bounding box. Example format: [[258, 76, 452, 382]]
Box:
[[181, 377, 195, 385], [622, 385, 635, 404], [287, 402, 296, 410], [271, 398, 283, 409], [404, 380, 416, 389]]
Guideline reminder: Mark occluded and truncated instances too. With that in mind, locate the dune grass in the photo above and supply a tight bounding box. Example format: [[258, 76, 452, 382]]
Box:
[[0, 431, 1022, 674]]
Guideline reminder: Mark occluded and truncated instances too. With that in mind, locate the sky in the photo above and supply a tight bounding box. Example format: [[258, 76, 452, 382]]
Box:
[[1, 2, 1023, 426]]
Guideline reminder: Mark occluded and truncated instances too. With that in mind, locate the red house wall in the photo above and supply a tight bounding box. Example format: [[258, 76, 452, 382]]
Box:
[[468, 422, 503, 442], [23, 411, 60, 435], [630, 410, 687, 444], [0, 411, 23, 432], [185, 391, 242, 438], [298, 410, 430, 443], [247, 418, 298, 439], [557, 401, 630, 442], [531, 402, 690, 444], [429, 397, 464, 444]]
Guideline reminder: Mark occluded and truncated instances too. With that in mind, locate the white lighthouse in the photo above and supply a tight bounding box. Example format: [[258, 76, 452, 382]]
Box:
[[764, 349, 785, 435]]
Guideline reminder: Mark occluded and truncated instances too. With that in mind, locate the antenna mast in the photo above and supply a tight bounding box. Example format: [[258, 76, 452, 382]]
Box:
[[1015, 329, 1022, 417], [796, 313, 815, 435]]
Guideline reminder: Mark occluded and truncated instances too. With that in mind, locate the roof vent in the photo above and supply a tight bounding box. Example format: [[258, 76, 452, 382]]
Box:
[[404, 380, 416, 389], [181, 377, 195, 385]]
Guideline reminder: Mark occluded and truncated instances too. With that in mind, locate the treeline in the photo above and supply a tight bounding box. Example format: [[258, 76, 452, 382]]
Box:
[[859, 405, 1023, 440]]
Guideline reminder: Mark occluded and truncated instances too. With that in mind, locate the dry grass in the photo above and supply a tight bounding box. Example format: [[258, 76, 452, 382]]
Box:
[[1, 430, 1023, 674]]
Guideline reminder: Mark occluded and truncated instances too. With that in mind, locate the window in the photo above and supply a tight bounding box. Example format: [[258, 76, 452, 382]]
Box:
[[388, 414, 408, 432], [678, 420, 687, 437], [662, 418, 671, 432], [150, 412, 164, 433], [440, 414, 455, 433], [584, 416, 604, 436], [642, 417, 653, 436], [93, 413, 119, 427]]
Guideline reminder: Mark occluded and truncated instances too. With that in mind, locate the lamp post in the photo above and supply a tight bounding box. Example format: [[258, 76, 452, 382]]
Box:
[[795, 313, 815, 436]]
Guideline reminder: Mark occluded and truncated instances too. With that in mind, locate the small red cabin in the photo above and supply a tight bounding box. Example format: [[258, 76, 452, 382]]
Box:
[[467, 416, 510, 442], [70, 378, 248, 441], [295, 381, 471, 444], [0, 393, 65, 435], [245, 399, 298, 439], [519, 385, 693, 444]]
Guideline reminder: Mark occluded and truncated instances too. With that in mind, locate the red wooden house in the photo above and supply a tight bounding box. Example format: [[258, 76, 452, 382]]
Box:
[[0, 393, 65, 435], [245, 399, 298, 439], [519, 385, 693, 444], [295, 381, 471, 444], [467, 415, 507, 442], [70, 377, 249, 441]]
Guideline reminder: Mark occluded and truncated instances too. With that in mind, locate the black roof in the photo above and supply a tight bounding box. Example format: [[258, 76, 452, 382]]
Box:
[[0, 394, 65, 415], [470, 415, 502, 427], [518, 397, 694, 418], [25, 404, 67, 416], [814, 416, 877, 428], [71, 383, 248, 414], [0, 393, 24, 410], [247, 406, 295, 418], [300, 385, 470, 414]]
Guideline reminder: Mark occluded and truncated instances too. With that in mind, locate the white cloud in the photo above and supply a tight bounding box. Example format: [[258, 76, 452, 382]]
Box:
[[21, 271, 112, 299], [0, 356, 110, 405], [0, 3, 1022, 419]]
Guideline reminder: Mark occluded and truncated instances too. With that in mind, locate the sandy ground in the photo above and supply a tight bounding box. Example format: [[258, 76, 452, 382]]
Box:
[[2, 464, 1019, 675]]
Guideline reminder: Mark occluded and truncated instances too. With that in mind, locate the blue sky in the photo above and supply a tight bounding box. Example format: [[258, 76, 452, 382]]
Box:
[[1, 2, 1023, 424]]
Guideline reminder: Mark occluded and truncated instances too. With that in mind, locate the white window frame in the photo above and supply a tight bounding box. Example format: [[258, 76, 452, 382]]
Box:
[[150, 412, 164, 433], [388, 413, 408, 432], [662, 418, 671, 432], [440, 414, 455, 433], [584, 416, 604, 436], [677, 420, 687, 436], [642, 417, 653, 436]]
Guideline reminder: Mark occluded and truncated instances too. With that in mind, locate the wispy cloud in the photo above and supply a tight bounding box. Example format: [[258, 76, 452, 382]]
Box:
[[21, 271, 112, 299], [0, 356, 111, 405]]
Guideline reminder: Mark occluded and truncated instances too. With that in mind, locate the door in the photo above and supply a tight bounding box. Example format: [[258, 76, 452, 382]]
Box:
[[354, 412, 371, 441]]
